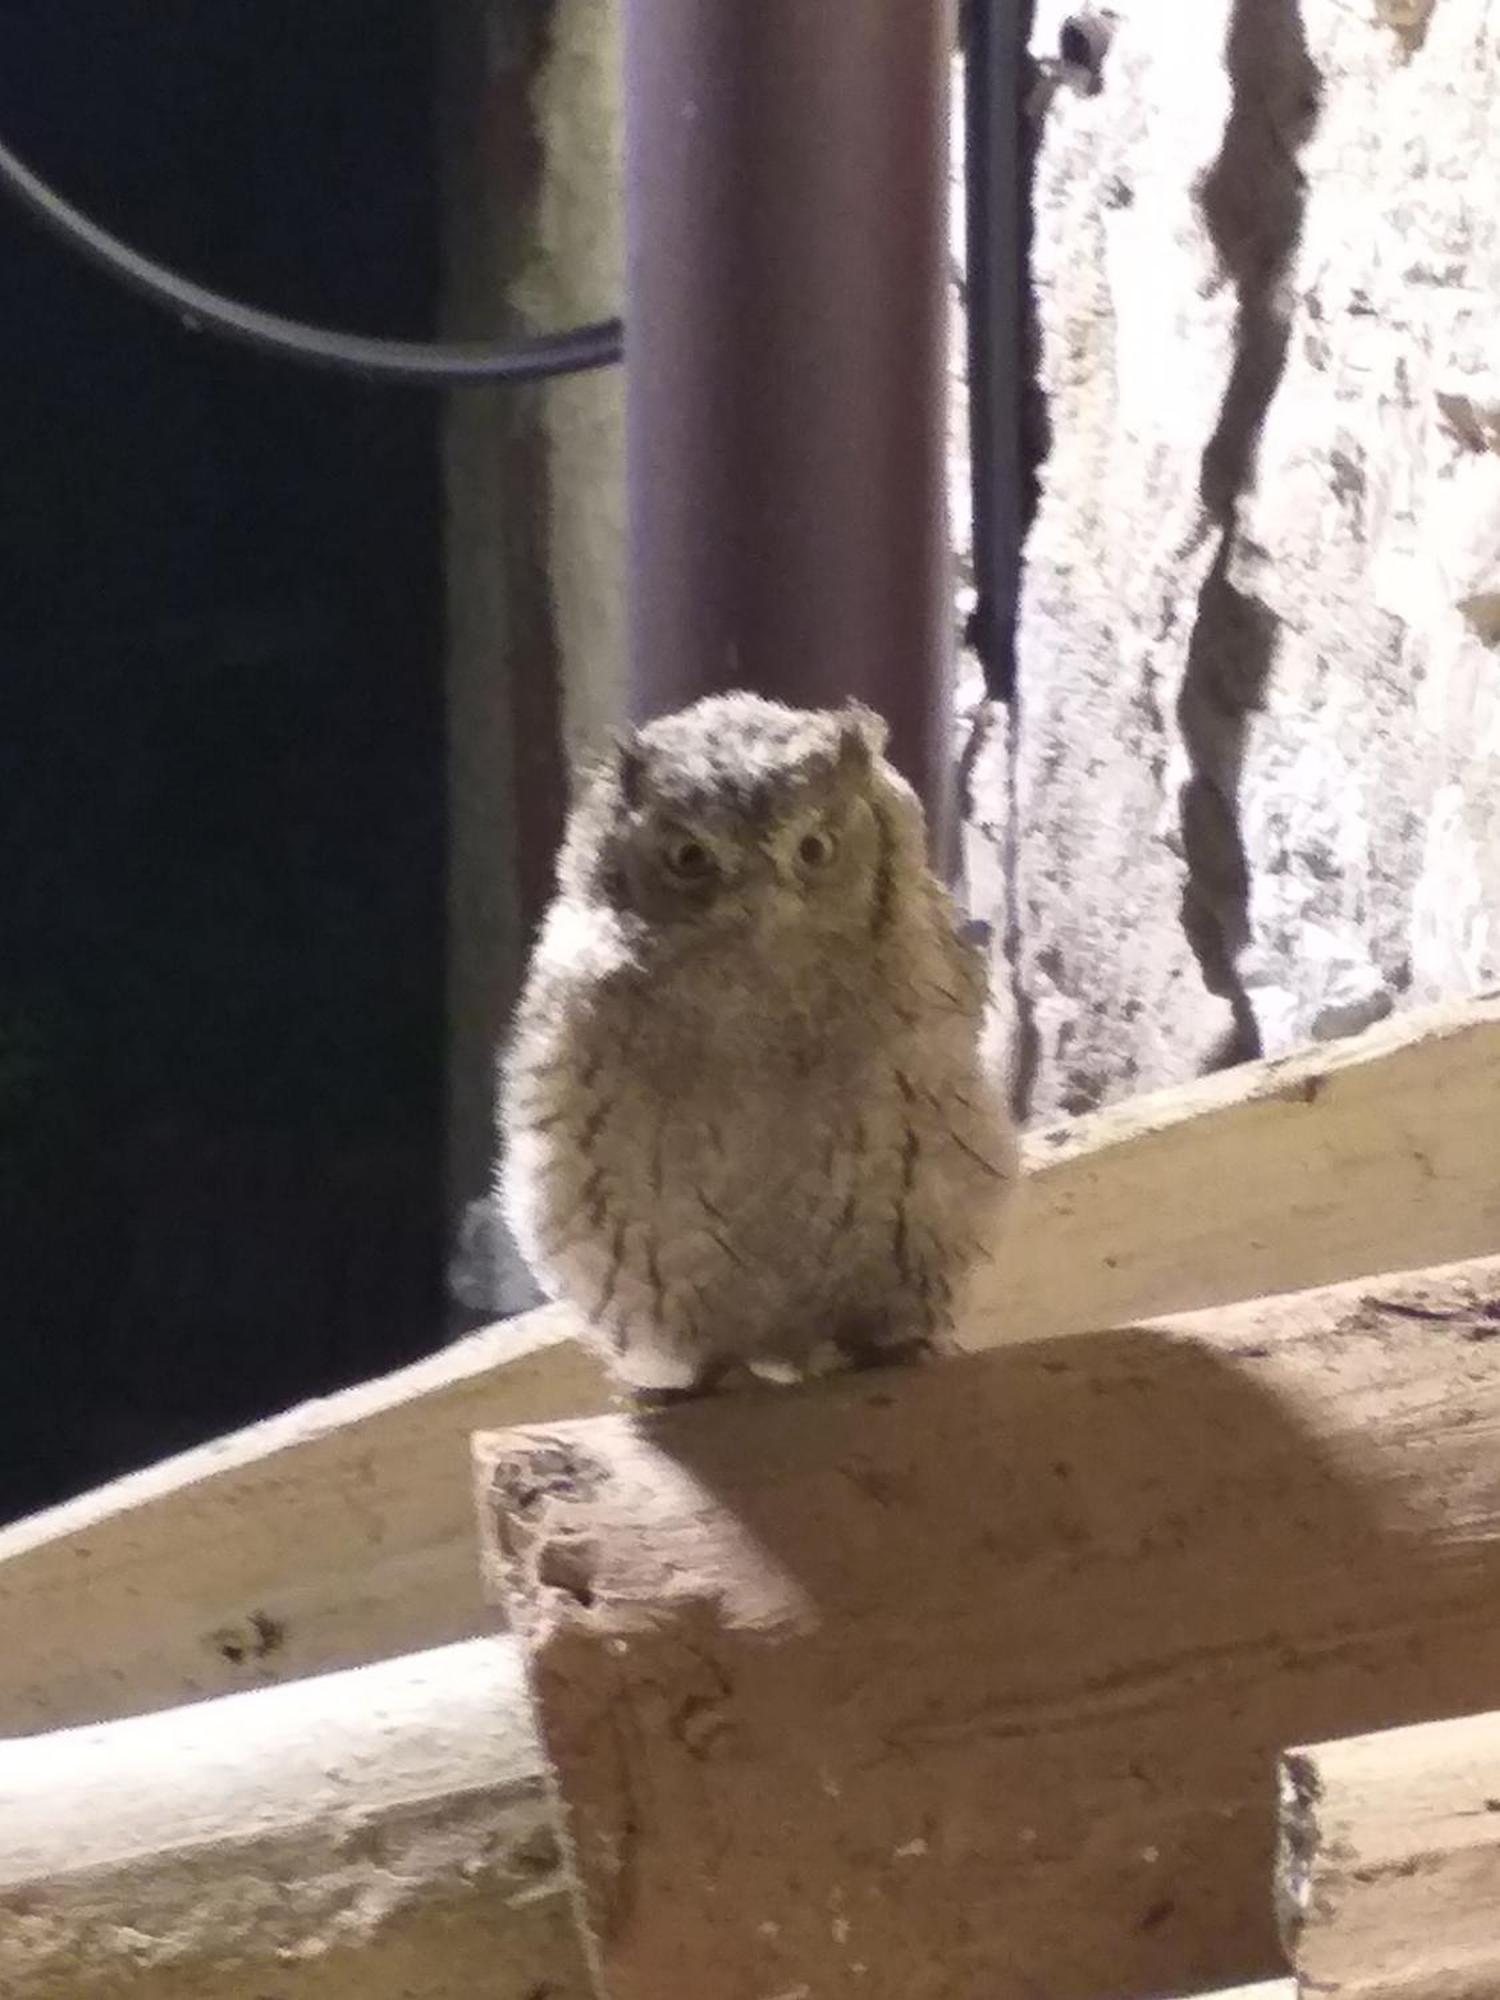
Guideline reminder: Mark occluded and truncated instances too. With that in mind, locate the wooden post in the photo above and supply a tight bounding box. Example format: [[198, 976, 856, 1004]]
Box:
[[477, 1261, 1500, 2000], [1279, 1709, 1500, 1997]]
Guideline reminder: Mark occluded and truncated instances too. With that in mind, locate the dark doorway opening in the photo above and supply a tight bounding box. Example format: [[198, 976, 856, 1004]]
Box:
[[0, 2, 446, 1524]]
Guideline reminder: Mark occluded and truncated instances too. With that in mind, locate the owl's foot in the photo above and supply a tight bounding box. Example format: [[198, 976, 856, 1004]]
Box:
[[746, 1339, 855, 1387], [621, 1356, 730, 1409], [627, 1380, 711, 1410], [745, 1356, 804, 1387], [833, 1326, 939, 1372]]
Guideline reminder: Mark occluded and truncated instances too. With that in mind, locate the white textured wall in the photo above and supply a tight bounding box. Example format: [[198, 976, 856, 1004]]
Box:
[[447, 0, 1500, 1146], [991, 0, 1500, 1118]]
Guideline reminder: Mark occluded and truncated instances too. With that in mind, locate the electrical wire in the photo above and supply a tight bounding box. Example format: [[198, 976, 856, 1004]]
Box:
[[0, 127, 624, 386]]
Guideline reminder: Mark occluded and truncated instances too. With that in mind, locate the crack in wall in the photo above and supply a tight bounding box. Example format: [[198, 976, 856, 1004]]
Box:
[[1175, 0, 1322, 1071]]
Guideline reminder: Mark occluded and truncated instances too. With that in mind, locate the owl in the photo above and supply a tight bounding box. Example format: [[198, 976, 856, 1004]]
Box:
[[499, 692, 1017, 1394]]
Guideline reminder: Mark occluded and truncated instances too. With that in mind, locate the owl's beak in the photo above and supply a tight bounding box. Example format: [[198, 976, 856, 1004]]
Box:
[[748, 873, 806, 934], [761, 884, 804, 924], [729, 848, 805, 933]]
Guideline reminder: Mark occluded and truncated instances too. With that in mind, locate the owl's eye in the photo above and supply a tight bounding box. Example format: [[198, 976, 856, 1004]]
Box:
[[797, 828, 838, 869], [663, 835, 716, 880]]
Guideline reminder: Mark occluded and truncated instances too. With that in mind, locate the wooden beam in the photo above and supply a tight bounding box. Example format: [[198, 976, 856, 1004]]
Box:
[[0, 1308, 607, 1736], [1279, 1709, 1500, 1997], [0, 1638, 595, 1999], [973, 990, 1500, 1342], [1173, 1988, 1294, 2000], [1197, 1989, 1295, 1999], [3, 994, 1496, 1735], [478, 1259, 1500, 2000]]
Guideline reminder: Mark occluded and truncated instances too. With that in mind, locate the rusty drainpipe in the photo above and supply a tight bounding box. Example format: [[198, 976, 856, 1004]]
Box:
[[622, 0, 958, 861]]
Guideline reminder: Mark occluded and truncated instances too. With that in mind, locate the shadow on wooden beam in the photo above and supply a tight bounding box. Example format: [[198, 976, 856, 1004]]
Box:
[[480, 1260, 1500, 1999]]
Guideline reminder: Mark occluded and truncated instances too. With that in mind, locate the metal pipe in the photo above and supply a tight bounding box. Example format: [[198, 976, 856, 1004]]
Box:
[[962, 0, 1030, 706], [623, 0, 956, 854]]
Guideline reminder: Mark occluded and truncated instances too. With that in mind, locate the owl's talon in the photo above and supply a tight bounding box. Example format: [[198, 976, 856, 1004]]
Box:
[[623, 1357, 729, 1409], [835, 1332, 937, 1372], [746, 1356, 804, 1386], [626, 1381, 712, 1410]]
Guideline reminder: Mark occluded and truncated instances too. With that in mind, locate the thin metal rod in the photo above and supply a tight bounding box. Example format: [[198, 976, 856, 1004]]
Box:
[[623, 0, 956, 853], [963, 0, 1027, 704]]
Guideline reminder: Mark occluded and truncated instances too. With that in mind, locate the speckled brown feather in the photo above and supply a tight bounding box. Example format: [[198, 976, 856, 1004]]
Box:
[[500, 692, 1017, 1390]]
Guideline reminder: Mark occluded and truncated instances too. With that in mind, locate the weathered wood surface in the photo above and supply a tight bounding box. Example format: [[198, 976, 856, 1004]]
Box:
[[973, 989, 1500, 1341], [480, 1258, 1500, 2000], [1279, 1708, 1500, 1998], [1181, 1987, 1295, 1999], [0, 1309, 607, 1735], [1174, 1987, 1295, 2000], [3, 995, 1497, 1736], [0, 1638, 595, 1999]]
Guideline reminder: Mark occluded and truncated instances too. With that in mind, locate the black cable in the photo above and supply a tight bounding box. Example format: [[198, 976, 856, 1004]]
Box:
[[0, 127, 623, 386]]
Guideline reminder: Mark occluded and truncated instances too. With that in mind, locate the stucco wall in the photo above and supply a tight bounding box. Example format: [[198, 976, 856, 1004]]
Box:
[[995, 0, 1500, 1117]]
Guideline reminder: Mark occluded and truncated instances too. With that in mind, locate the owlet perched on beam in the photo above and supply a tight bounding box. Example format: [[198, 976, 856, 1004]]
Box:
[[500, 692, 1016, 1394]]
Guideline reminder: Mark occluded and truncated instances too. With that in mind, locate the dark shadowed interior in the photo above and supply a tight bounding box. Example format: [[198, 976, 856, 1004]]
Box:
[[0, 0, 446, 1523]]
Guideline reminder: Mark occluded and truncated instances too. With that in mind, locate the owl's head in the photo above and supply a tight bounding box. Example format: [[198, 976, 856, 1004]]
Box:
[[561, 692, 926, 940]]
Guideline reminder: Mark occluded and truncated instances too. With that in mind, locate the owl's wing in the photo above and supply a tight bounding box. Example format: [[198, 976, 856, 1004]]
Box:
[[931, 886, 993, 1023], [500, 897, 642, 1098]]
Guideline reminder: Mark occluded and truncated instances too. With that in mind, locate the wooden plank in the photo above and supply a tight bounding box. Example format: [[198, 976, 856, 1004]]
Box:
[[1185, 1988, 1294, 1999], [0, 1638, 595, 1999], [972, 990, 1500, 1342], [478, 1259, 1500, 2000], [1172, 1987, 1294, 2000], [1279, 1709, 1500, 1997], [0, 1307, 607, 1735], [3, 994, 1497, 1735]]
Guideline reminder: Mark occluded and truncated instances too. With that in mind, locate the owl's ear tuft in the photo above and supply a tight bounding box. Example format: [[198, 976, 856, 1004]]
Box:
[[836, 702, 888, 779], [605, 728, 647, 809]]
